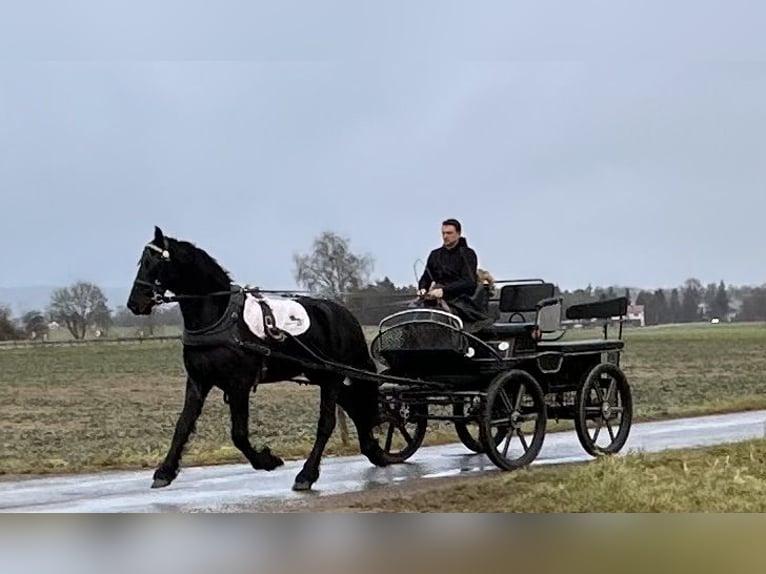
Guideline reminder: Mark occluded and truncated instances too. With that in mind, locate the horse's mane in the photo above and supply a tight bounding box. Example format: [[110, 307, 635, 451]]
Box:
[[170, 237, 233, 287]]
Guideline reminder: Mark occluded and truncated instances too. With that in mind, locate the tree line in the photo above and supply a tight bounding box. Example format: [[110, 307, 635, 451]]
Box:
[[2, 231, 766, 341], [0, 282, 182, 341]]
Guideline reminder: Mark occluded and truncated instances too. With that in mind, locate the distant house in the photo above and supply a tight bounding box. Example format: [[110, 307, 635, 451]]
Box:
[[625, 304, 645, 327]]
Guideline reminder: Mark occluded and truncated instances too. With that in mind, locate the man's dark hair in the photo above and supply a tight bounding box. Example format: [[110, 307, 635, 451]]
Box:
[[442, 218, 462, 233]]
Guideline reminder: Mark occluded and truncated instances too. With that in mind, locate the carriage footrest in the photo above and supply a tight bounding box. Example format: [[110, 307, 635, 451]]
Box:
[[537, 339, 624, 353]]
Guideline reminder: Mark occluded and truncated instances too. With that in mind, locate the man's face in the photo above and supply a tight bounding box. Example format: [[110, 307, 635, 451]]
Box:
[[441, 224, 460, 248]]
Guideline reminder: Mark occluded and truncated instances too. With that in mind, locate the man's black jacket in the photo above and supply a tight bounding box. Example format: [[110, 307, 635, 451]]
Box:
[[418, 237, 478, 299]]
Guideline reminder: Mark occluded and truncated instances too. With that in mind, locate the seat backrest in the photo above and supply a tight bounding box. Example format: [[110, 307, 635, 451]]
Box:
[[498, 283, 555, 313], [566, 297, 629, 320], [538, 300, 563, 334]]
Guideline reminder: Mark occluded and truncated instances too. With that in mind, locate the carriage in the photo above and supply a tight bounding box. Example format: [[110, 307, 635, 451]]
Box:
[[129, 228, 634, 490], [368, 279, 634, 471]]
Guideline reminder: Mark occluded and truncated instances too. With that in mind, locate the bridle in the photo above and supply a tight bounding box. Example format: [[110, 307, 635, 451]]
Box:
[[133, 242, 174, 304]]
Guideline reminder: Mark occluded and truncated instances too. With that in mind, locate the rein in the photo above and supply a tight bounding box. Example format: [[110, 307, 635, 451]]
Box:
[[134, 280, 308, 305]]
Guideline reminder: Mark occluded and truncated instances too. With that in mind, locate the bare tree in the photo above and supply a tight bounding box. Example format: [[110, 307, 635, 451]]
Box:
[[293, 232, 375, 446], [293, 231, 374, 300], [48, 282, 112, 340]]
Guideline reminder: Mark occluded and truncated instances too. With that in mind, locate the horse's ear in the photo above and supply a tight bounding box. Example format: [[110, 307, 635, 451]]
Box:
[[154, 226, 165, 244]]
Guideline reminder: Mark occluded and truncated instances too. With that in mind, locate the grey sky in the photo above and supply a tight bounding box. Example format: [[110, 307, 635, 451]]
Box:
[[1, 1, 765, 298]]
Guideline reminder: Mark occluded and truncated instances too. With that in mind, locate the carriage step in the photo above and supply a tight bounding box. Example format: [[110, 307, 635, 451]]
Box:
[[537, 339, 624, 353]]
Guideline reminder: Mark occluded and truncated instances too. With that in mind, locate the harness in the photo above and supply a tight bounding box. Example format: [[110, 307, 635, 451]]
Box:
[[135, 242, 289, 354], [181, 288, 249, 348]]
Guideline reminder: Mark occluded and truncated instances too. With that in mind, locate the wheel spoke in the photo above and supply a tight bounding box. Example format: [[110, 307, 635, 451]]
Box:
[[491, 416, 513, 426], [514, 384, 526, 411], [396, 423, 414, 445], [591, 381, 605, 403], [499, 389, 515, 413], [502, 432, 513, 457], [516, 429, 529, 452], [605, 419, 616, 442], [591, 419, 603, 443], [606, 380, 617, 403], [384, 422, 395, 451]]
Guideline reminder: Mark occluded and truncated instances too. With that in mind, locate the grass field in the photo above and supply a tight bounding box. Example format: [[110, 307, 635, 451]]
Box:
[[319, 438, 766, 512], [1, 322, 766, 476]]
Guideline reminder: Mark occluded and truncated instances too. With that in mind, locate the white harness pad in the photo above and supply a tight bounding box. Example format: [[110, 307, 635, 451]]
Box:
[[243, 294, 311, 340]]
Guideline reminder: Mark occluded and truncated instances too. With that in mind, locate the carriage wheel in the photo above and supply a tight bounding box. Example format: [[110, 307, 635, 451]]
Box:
[[453, 397, 508, 454], [479, 370, 547, 471], [574, 363, 633, 456], [374, 392, 428, 463]]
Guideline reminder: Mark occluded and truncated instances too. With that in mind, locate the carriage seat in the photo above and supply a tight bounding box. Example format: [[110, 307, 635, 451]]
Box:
[[475, 282, 557, 339], [535, 296, 630, 353]]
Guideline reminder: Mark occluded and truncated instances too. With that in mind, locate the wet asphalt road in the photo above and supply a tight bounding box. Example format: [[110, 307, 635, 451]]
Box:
[[2, 409, 765, 512]]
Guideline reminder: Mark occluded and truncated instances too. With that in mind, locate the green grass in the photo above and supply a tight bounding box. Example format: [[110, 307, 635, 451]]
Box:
[[620, 322, 766, 419], [339, 439, 766, 512], [1, 322, 766, 476]]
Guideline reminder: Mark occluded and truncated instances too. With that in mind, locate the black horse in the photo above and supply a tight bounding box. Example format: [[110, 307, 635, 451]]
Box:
[[127, 226, 389, 491]]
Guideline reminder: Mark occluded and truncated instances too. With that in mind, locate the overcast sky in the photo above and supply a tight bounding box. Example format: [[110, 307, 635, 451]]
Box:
[[1, 1, 765, 293]]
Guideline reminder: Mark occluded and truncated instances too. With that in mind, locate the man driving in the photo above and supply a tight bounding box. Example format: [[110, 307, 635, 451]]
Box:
[[418, 218, 478, 304]]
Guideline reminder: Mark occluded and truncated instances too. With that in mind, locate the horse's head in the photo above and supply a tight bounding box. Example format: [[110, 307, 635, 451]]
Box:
[[127, 226, 180, 315], [127, 226, 233, 316]]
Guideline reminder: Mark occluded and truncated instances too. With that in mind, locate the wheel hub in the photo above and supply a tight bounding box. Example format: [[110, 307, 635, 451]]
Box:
[[399, 404, 410, 420]]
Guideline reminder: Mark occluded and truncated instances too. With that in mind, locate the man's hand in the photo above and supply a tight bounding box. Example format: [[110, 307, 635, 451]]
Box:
[[428, 287, 444, 299]]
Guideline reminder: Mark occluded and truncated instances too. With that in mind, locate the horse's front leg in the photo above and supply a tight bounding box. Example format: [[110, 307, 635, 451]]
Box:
[[293, 378, 341, 491], [228, 383, 284, 472], [152, 377, 210, 489]]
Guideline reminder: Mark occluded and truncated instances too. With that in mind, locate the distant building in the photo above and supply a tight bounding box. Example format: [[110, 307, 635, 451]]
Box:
[[625, 304, 645, 327]]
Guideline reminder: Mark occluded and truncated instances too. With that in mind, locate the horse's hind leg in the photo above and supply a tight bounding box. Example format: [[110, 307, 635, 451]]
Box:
[[152, 377, 210, 489], [293, 378, 342, 491], [338, 381, 389, 467], [227, 383, 284, 472]]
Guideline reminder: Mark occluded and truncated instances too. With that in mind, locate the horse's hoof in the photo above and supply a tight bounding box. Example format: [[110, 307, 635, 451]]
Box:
[[252, 457, 284, 471], [151, 478, 172, 489], [256, 447, 285, 471], [261, 455, 285, 471], [292, 480, 313, 492]]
